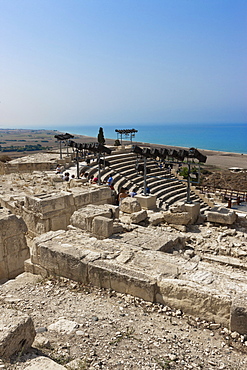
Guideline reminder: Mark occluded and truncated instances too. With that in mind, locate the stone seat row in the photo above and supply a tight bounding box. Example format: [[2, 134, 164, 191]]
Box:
[[83, 152, 210, 211]]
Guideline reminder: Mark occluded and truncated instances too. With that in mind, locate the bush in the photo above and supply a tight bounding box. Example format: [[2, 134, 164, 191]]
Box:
[[114, 139, 121, 146], [0, 155, 12, 163]]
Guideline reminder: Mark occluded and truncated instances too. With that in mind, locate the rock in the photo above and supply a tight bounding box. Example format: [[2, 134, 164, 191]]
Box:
[[130, 210, 147, 224], [48, 319, 79, 334], [230, 296, 247, 334], [120, 198, 141, 214], [0, 307, 35, 359], [148, 212, 164, 226], [206, 207, 237, 225], [23, 356, 67, 369], [163, 211, 191, 225]]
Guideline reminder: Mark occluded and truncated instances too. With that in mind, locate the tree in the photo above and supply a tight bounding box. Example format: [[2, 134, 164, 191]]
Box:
[[97, 127, 105, 145]]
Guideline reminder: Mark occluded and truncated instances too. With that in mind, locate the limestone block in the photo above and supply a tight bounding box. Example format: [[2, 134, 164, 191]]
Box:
[[50, 213, 69, 231], [0, 308, 35, 359], [0, 213, 27, 239], [156, 279, 231, 327], [6, 248, 30, 279], [37, 242, 88, 282], [73, 191, 91, 208], [70, 205, 112, 232], [135, 194, 157, 210], [90, 188, 101, 204], [88, 260, 156, 302], [130, 210, 147, 224], [148, 212, 164, 226], [120, 197, 141, 214], [184, 202, 200, 224], [0, 211, 29, 281], [98, 186, 112, 203], [163, 211, 191, 225], [24, 192, 74, 215], [24, 258, 48, 277], [23, 356, 67, 370], [206, 207, 237, 225], [102, 204, 120, 219], [92, 216, 113, 238], [169, 202, 186, 213], [230, 296, 247, 334]]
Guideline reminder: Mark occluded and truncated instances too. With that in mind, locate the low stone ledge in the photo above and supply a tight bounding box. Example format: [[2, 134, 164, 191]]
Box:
[[0, 308, 35, 359], [156, 279, 231, 327], [163, 211, 191, 225], [88, 260, 156, 302]]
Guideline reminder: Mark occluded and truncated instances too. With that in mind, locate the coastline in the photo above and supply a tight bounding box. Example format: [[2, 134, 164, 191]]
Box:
[[0, 128, 246, 170]]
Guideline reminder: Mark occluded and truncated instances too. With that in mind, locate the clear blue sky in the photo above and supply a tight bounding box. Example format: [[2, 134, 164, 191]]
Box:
[[0, 0, 246, 128]]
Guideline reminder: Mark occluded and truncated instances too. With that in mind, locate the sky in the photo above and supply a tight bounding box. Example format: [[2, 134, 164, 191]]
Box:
[[0, 0, 247, 129]]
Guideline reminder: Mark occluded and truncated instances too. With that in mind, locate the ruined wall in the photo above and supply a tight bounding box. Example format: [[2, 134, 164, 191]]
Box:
[[0, 208, 29, 281], [18, 186, 112, 236]]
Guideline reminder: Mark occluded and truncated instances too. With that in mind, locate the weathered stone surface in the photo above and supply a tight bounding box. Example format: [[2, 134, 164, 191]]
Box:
[[0, 208, 29, 281], [163, 211, 191, 225], [230, 296, 247, 334], [92, 216, 113, 238], [206, 206, 237, 225], [70, 204, 112, 233], [120, 197, 141, 214], [26, 227, 247, 332], [130, 209, 147, 224], [156, 279, 231, 327], [135, 194, 157, 210], [148, 212, 164, 226], [23, 356, 67, 369], [88, 259, 156, 302], [48, 318, 79, 334], [0, 307, 35, 359], [184, 202, 201, 224]]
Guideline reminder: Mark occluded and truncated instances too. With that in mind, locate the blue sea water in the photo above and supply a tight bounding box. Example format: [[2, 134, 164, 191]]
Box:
[[52, 123, 247, 154]]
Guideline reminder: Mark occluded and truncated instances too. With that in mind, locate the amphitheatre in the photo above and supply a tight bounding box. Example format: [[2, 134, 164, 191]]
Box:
[[0, 128, 247, 369]]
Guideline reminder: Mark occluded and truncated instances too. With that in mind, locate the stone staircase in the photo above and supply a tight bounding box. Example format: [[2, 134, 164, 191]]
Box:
[[84, 152, 210, 212]]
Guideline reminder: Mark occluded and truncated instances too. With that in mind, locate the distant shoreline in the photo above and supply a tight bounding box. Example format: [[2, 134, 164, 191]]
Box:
[[0, 128, 246, 170]]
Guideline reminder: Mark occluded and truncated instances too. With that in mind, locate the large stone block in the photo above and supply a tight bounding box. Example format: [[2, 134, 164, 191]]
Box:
[[163, 211, 191, 225], [0, 308, 35, 359], [206, 207, 237, 225], [120, 197, 141, 214], [92, 216, 113, 238], [0, 210, 29, 281], [135, 194, 157, 210], [70, 205, 112, 232], [37, 242, 88, 282], [130, 210, 147, 224], [148, 212, 164, 226], [184, 202, 200, 224]]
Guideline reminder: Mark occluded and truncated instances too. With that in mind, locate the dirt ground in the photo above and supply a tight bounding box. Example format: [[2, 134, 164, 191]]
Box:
[[1, 273, 247, 370]]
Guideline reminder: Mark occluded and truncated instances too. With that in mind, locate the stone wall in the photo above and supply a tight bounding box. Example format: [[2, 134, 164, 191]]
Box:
[[16, 186, 112, 236], [0, 208, 29, 282]]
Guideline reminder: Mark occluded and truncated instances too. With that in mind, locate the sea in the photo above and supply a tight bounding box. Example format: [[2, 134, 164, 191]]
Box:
[[51, 123, 247, 154]]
